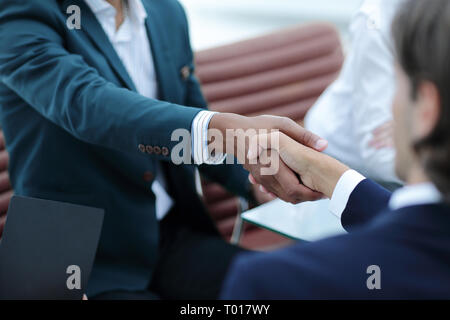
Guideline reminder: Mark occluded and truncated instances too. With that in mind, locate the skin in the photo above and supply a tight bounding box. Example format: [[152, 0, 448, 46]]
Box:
[[209, 113, 328, 204], [249, 63, 441, 198]]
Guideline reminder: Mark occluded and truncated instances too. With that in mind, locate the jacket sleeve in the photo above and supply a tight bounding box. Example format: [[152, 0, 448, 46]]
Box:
[[341, 179, 392, 231], [0, 1, 201, 161]]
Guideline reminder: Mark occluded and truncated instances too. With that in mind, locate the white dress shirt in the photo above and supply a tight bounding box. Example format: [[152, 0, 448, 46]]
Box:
[[329, 170, 442, 219], [305, 0, 404, 185], [85, 0, 220, 220]]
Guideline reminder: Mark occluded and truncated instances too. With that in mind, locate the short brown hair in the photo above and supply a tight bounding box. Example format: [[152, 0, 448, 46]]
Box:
[[392, 0, 450, 201]]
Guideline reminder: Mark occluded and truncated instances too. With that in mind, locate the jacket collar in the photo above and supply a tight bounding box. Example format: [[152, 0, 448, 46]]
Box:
[[84, 0, 148, 24], [140, 0, 174, 101], [60, 0, 137, 91], [60, 0, 176, 101]]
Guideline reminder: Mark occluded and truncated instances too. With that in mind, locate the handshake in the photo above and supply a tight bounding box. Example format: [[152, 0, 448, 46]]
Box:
[[208, 113, 349, 204]]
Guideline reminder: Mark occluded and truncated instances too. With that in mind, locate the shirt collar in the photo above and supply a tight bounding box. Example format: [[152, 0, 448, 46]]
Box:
[[84, 0, 147, 23], [128, 0, 148, 23], [389, 182, 442, 211]]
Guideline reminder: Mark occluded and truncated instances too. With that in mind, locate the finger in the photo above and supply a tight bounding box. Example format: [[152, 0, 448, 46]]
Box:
[[248, 131, 284, 161], [253, 184, 277, 203], [267, 192, 277, 199], [253, 150, 320, 203], [263, 179, 286, 201], [292, 183, 324, 202], [370, 136, 390, 146], [373, 127, 393, 138], [250, 164, 285, 199], [274, 160, 322, 203], [261, 191, 277, 201], [281, 119, 328, 152], [369, 134, 394, 149], [372, 129, 394, 142], [369, 138, 384, 148], [247, 134, 267, 161], [259, 185, 270, 194], [371, 140, 394, 150], [248, 174, 257, 185], [372, 121, 393, 135]]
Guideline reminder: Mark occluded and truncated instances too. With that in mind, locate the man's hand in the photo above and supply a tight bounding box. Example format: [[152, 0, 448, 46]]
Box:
[[250, 176, 277, 204], [248, 132, 349, 199], [209, 113, 328, 159], [209, 113, 328, 204], [247, 149, 324, 203]]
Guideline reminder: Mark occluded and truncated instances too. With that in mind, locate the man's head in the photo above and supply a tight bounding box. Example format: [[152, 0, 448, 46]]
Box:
[[392, 0, 450, 199]]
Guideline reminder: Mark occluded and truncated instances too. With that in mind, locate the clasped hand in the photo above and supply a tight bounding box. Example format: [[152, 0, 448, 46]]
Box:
[[209, 114, 330, 204], [247, 131, 350, 201]]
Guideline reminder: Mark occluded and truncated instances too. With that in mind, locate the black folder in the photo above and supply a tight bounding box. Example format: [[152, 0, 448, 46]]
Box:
[[0, 196, 104, 300]]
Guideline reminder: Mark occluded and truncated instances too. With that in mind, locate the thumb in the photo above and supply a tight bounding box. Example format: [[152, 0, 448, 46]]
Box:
[[282, 121, 328, 152], [247, 132, 281, 161]]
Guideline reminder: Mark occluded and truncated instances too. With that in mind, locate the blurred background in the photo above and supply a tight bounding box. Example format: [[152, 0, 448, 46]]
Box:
[[178, 0, 363, 51]]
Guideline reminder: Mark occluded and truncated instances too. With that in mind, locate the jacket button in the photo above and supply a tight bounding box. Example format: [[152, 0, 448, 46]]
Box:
[[181, 66, 190, 80], [153, 146, 161, 155], [143, 171, 154, 182], [138, 144, 146, 153], [146, 145, 153, 154], [162, 147, 169, 156]]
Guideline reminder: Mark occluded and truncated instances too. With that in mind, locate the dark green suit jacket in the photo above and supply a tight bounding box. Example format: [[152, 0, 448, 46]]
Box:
[[0, 0, 250, 296]]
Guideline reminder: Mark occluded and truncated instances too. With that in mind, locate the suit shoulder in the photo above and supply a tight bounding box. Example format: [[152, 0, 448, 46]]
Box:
[[0, 0, 60, 14], [0, 0, 62, 25]]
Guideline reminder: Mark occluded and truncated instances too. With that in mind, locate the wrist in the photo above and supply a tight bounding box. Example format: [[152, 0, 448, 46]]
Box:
[[209, 113, 249, 156], [308, 153, 349, 198]]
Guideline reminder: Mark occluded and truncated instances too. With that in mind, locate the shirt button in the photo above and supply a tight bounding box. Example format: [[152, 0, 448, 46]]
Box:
[[162, 147, 169, 156], [153, 146, 162, 155], [146, 145, 153, 154], [143, 171, 154, 182], [138, 144, 146, 153]]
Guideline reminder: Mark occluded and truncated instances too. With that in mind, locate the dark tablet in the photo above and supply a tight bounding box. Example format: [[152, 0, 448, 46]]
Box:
[[0, 195, 104, 300]]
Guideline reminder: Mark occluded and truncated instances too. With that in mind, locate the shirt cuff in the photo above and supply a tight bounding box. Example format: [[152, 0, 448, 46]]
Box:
[[328, 169, 366, 219], [191, 110, 227, 165]]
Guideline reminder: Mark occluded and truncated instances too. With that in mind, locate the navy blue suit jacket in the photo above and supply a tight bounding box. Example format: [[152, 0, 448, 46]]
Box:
[[0, 0, 250, 296], [221, 180, 450, 299]]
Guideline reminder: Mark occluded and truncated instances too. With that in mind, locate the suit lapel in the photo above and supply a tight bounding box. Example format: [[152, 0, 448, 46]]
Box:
[[60, 0, 137, 92], [141, 1, 175, 101]]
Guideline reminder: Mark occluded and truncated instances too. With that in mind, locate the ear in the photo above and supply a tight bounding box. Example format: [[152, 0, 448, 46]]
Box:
[[413, 81, 441, 140]]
